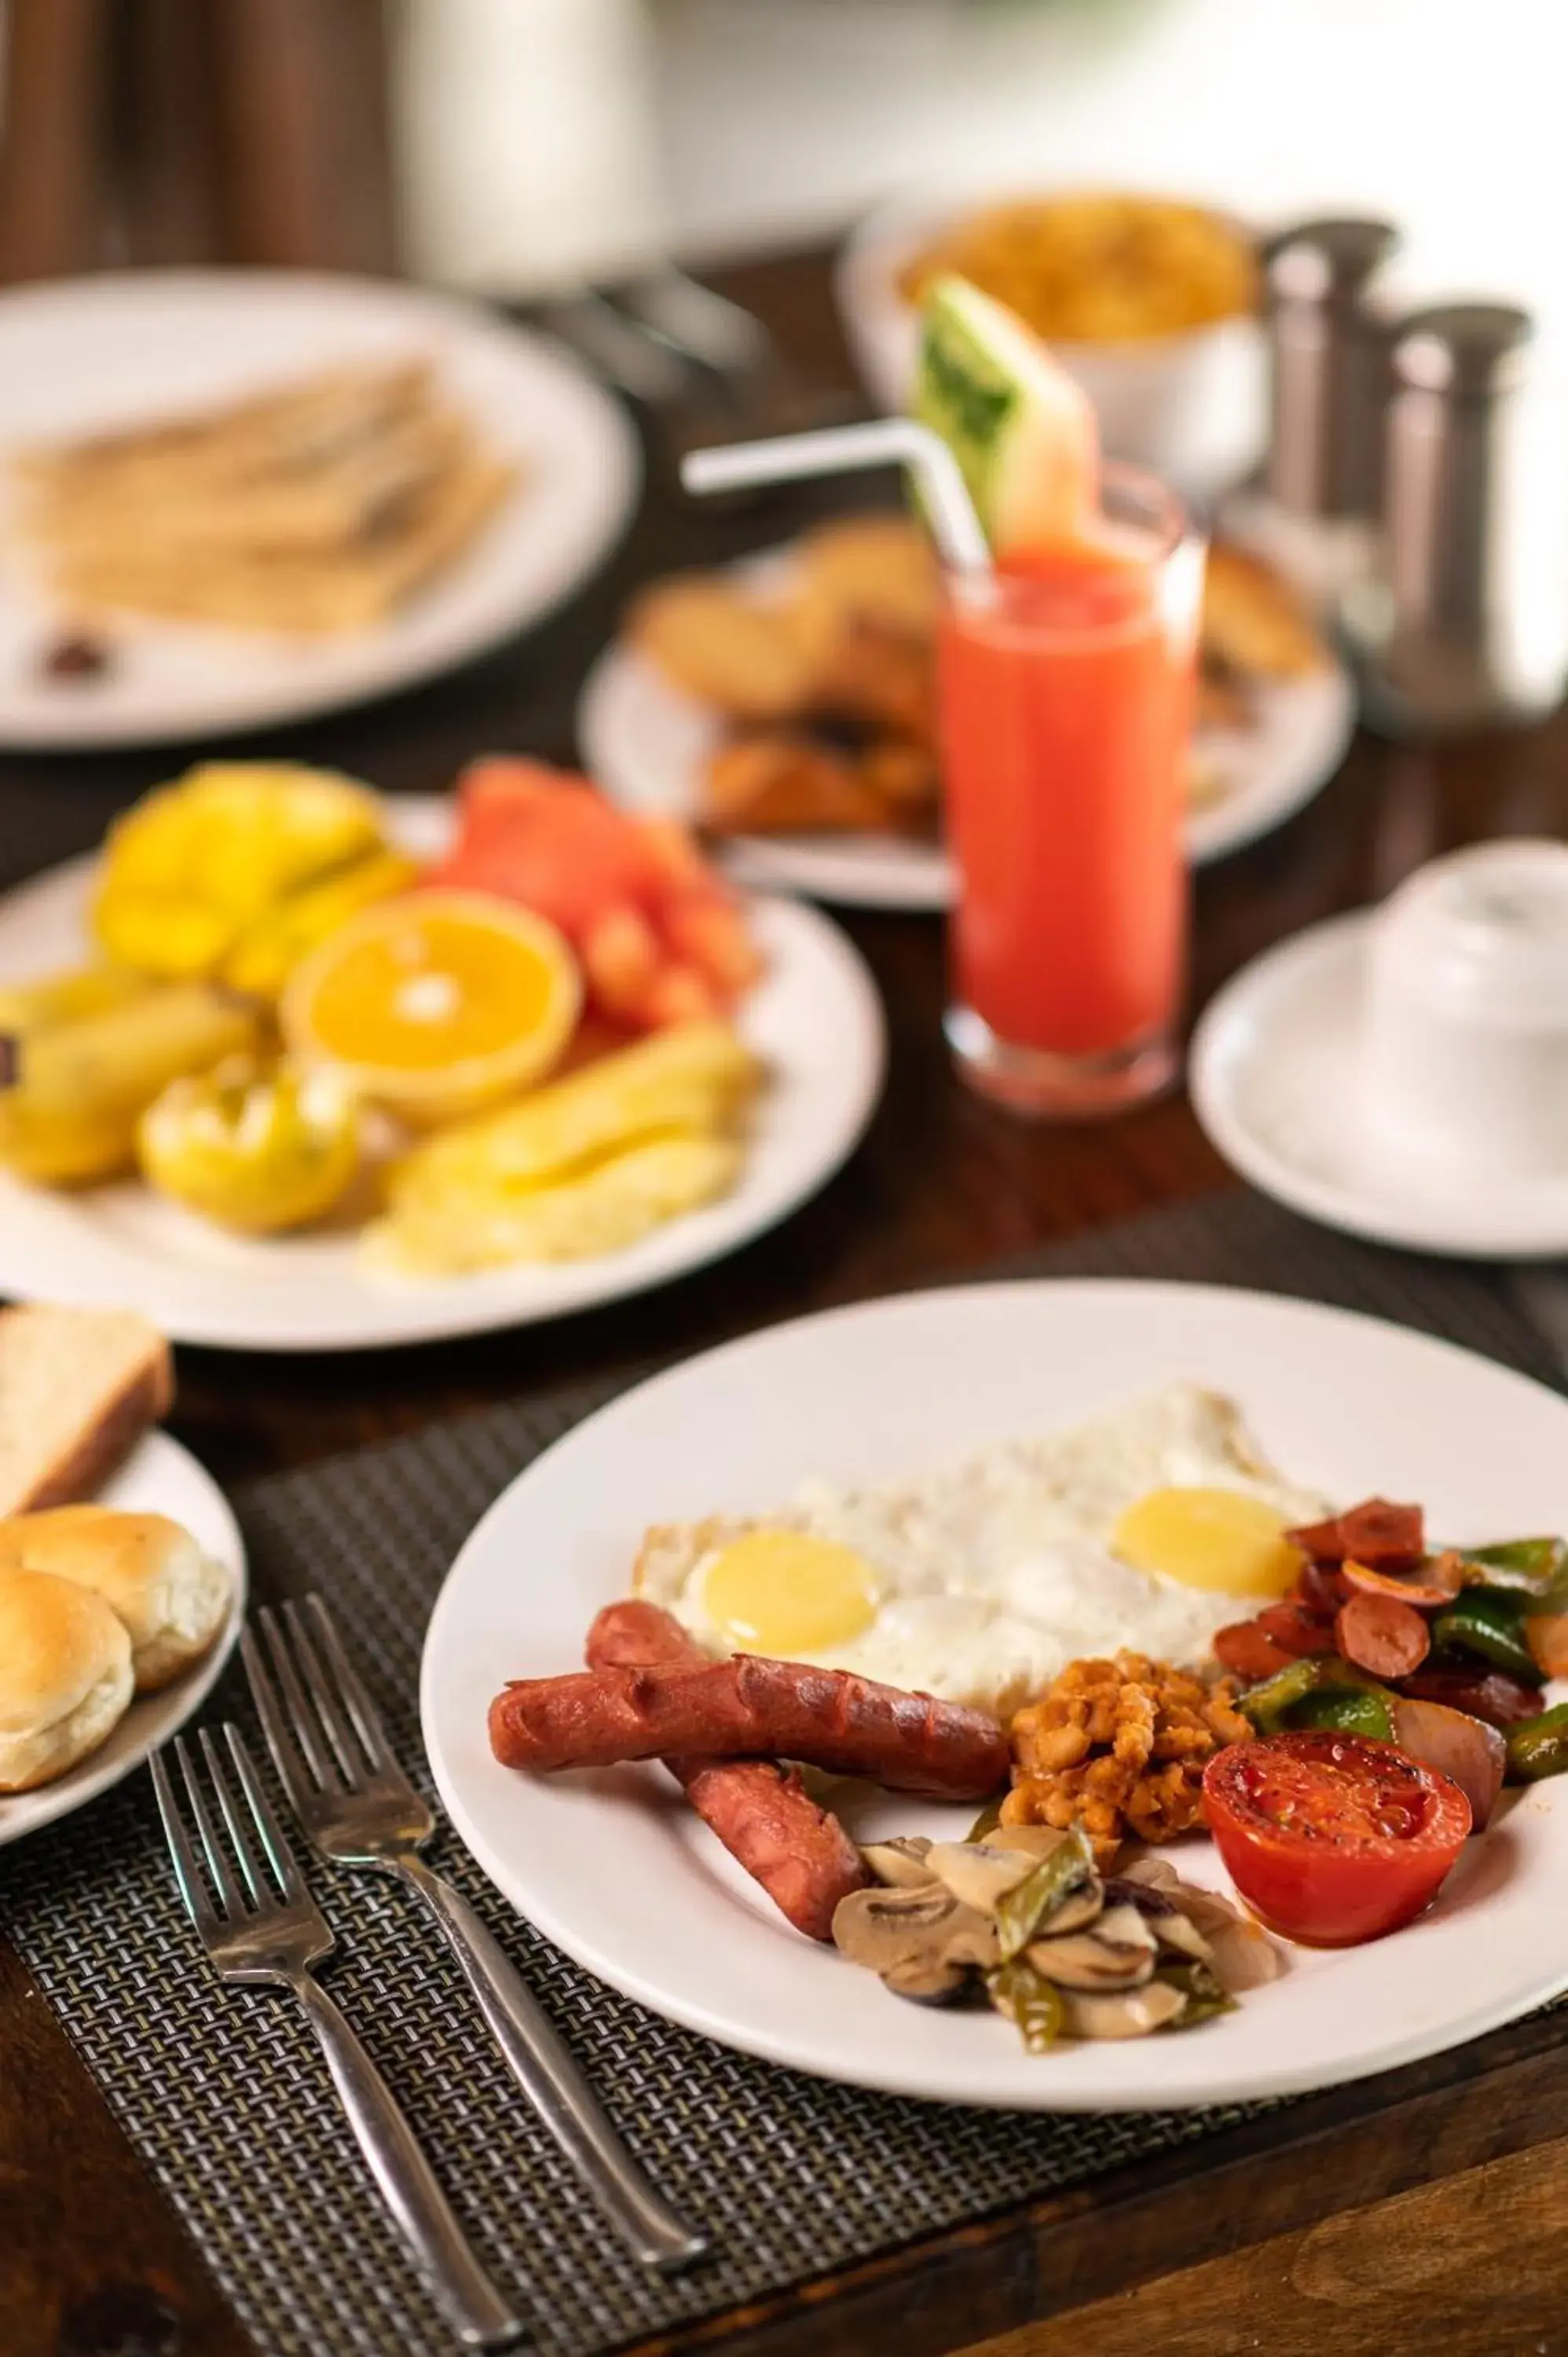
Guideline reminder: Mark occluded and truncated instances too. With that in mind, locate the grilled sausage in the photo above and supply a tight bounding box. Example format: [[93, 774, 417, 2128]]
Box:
[[584, 1600, 867, 1940], [490, 1650, 1009, 1798]]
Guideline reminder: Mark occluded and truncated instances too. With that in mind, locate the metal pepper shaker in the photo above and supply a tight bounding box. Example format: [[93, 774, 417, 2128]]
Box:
[[1346, 301, 1568, 735], [1220, 216, 1398, 609]]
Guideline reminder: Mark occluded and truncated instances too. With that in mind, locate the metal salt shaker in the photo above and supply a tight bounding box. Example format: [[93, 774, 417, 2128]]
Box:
[[1347, 302, 1568, 734], [1221, 216, 1398, 609]]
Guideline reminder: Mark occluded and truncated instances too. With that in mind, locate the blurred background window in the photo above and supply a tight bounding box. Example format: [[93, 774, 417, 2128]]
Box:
[[401, 0, 1555, 336], [0, 0, 1552, 321]]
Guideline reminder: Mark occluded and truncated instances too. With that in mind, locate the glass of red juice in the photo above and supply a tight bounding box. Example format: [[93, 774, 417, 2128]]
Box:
[[938, 464, 1205, 1117]]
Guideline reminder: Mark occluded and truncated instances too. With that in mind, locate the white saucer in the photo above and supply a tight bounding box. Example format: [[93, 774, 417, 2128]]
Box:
[[1191, 910, 1568, 1260]]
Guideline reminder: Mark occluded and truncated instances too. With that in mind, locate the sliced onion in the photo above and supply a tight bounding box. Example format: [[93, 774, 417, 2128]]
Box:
[[1390, 1698, 1506, 1830], [1525, 1612, 1568, 1678], [1341, 1553, 1461, 1610], [1206, 1918, 1286, 1992]]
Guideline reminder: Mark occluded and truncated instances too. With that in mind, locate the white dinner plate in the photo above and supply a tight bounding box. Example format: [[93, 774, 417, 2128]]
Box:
[[0, 1426, 247, 1847], [579, 547, 1355, 909], [0, 270, 639, 747], [0, 800, 885, 1351], [422, 1278, 1568, 2112], [1191, 911, 1568, 1261]]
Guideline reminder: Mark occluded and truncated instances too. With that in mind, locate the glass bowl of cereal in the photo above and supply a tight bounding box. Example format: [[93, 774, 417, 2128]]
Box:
[[837, 182, 1266, 503]]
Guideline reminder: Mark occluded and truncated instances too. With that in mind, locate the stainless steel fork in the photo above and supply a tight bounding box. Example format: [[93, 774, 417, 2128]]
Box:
[[150, 1726, 521, 2351], [241, 1597, 708, 2273]]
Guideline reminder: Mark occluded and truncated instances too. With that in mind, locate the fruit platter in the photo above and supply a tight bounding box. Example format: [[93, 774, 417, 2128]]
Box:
[[0, 759, 884, 1350]]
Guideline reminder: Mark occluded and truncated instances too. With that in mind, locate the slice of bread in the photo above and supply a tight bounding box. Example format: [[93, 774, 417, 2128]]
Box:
[[0, 1305, 173, 1519]]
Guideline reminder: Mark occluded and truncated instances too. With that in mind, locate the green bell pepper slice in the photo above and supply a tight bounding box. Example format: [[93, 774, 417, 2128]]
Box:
[[1464, 1536, 1568, 1605], [1289, 1684, 1396, 1741], [1237, 1657, 1324, 1735], [1432, 1585, 1539, 1682], [995, 1826, 1096, 1960], [1240, 1655, 1394, 1738], [1505, 1701, 1568, 1783]]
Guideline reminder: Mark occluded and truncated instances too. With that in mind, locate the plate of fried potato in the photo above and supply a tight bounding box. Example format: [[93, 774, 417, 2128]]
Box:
[[580, 520, 1356, 911]]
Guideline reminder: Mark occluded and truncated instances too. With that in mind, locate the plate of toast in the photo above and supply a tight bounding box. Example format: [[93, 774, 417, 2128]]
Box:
[[0, 1303, 246, 1843], [0, 270, 638, 747], [580, 519, 1355, 910]]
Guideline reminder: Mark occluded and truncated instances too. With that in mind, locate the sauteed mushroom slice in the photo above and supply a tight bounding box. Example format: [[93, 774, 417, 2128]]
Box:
[[1040, 1882, 1108, 1935], [1117, 1857, 1241, 1937], [860, 1836, 936, 1889], [1101, 1876, 1214, 1962], [1061, 1981, 1187, 2040], [1205, 1916, 1285, 1991], [1090, 1901, 1158, 1952], [925, 1840, 1042, 1912], [1026, 1903, 1158, 1992], [977, 1824, 1068, 1859], [831, 1880, 999, 1993], [882, 1954, 972, 2007]]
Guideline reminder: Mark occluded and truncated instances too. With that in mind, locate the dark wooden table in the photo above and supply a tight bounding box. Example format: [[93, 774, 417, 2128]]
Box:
[[5, 249, 1568, 2357]]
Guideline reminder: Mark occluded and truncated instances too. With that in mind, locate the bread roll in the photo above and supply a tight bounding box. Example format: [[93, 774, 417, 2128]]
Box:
[[0, 1506, 231, 1692], [0, 1569, 134, 1791]]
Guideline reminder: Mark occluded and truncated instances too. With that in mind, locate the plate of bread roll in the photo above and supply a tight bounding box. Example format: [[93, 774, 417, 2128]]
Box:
[[0, 1300, 245, 1842]]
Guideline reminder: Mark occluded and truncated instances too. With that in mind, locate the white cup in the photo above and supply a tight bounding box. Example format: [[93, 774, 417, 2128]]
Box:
[[1361, 841, 1568, 1178]]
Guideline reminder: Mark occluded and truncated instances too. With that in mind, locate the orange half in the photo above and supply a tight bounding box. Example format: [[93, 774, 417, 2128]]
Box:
[[282, 891, 581, 1124]]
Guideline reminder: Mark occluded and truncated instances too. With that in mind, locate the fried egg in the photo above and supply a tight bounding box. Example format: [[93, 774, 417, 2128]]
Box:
[[632, 1383, 1328, 1717]]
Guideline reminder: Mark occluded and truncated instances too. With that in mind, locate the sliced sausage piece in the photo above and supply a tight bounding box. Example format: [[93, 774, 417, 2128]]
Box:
[[1338, 1498, 1427, 1570], [1286, 1513, 1346, 1567], [1294, 1561, 1350, 1620], [489, 1652, 1009, 1798], [584, 1600, 867, 1941], [1254, 1600, 1336, 1659], [1212, 1622, 1300, 1682], [1288, 1498, 1425, 1572], [1334, 1590, 1431, 1680]]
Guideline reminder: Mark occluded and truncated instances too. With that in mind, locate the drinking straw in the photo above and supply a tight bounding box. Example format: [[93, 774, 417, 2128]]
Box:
[[681, 419, 992, 576]]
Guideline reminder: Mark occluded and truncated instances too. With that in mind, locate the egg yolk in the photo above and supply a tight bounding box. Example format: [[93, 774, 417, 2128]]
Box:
[[1112, 1486, 1301, 1597], [702, 1530, 877, 1654]]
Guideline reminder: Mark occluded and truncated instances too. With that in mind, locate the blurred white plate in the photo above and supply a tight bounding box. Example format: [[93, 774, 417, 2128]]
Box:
[[1192, 912, 1568, 1261], [579, 547, 1356, 910], [0, 1427, 246, 1847], [423, 1278, 1568, 2110], [0, 800, 885, 1351], [0, 270, 639, 748]]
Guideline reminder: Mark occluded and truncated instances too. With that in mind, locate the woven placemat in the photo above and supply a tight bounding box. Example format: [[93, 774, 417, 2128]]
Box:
[[3, 1189, 1564, 2357]]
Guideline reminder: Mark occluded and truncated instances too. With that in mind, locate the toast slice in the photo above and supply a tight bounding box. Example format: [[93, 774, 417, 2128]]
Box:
[[0, 1305, 174, 1518]]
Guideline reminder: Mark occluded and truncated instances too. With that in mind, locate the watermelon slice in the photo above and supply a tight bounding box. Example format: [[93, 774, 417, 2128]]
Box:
[[914, 273, 1098, 555]]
